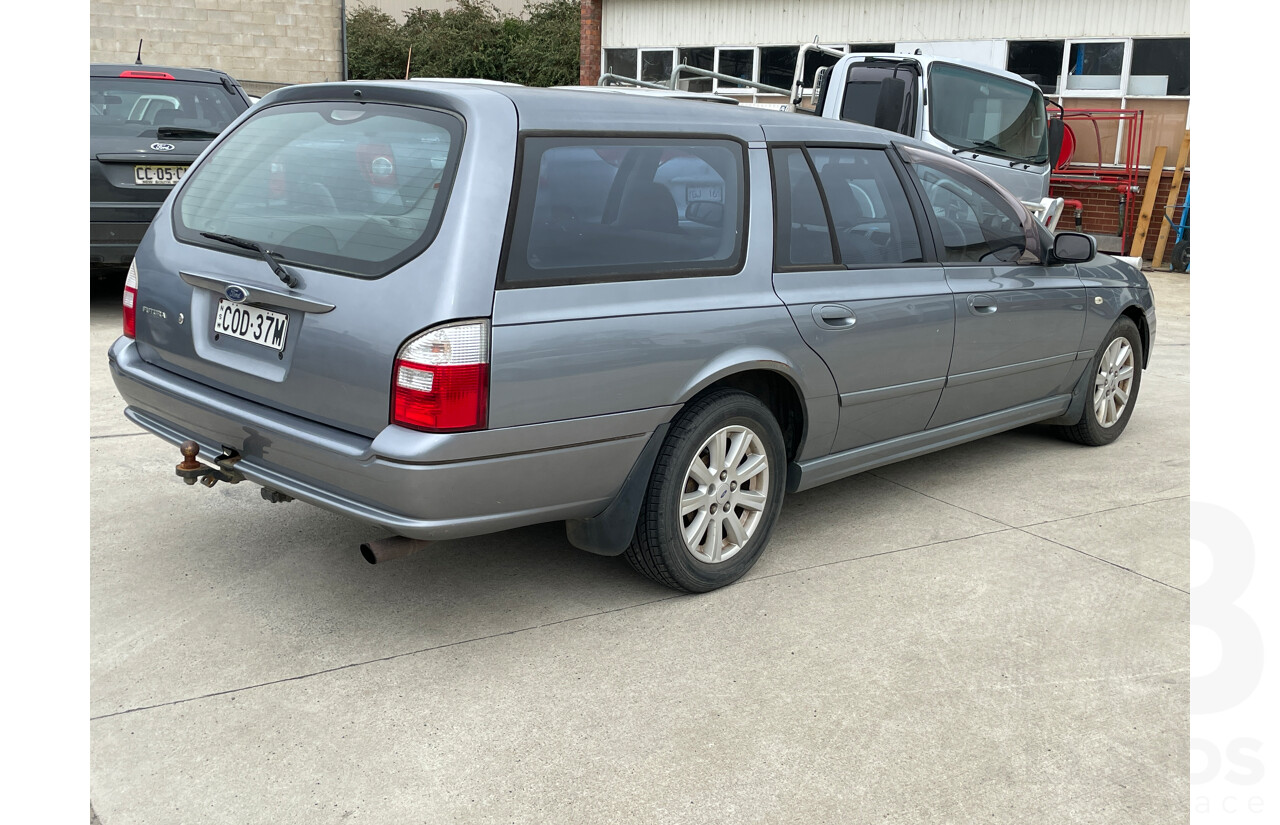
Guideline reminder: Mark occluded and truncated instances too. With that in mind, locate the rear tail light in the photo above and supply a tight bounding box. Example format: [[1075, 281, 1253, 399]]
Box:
[[392, 320, 489, 432], [120, 70, 175, 80], [123, 259, 138, 338]]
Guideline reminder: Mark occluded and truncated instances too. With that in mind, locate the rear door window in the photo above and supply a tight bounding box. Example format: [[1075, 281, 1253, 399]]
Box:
[[173, 101, 463, 277], [807, 146, 924, 266], [502, 137, 746, 287]]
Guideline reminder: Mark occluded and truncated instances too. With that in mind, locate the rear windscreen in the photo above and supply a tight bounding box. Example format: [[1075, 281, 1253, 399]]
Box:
[[90, 77, 246, 138], [173, 101, 463, 277]]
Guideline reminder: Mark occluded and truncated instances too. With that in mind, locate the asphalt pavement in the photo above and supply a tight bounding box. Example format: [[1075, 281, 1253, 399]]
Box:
[[89, 269, 1190, 824]]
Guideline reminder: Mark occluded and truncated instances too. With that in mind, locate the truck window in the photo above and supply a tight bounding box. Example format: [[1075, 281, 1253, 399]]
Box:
[[926, 63, 1049, 166], [839, 60, 919, 136]]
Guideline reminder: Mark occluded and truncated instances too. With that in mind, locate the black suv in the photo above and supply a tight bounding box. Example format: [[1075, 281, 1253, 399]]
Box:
[[90, 64, 252, 272]]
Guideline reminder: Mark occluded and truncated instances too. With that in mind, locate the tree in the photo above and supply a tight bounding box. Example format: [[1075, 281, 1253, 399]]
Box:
[[345, 0, 579, 86], [345, 4, 410, 80], [508, 1, 580, 87]]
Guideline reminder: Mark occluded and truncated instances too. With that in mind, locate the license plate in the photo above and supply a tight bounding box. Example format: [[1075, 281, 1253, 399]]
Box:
[[134, 165, 188, 185], [214, 300, 289, 351]]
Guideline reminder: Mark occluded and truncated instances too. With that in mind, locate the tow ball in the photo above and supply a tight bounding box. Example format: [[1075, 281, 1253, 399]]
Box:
[[175, 440, 247, 488]]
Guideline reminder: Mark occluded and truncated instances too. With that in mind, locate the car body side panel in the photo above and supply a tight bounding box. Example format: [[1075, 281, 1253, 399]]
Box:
[[1075, 256, 1157, 365], [773, 266, 954, 452], [928, 264, 1087, 427], [488, 144, 840, 461]]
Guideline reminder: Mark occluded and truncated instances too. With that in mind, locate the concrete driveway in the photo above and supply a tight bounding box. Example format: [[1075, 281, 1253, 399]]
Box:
[[89, 270, 1190, 824]]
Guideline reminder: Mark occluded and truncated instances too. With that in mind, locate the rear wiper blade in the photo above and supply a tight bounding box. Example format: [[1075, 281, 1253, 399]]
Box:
[[157, 126, 221, 140], [200, 232, 300, 288]]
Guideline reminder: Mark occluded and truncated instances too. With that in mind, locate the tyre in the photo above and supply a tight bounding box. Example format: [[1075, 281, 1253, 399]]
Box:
[[1055, 316, 1143, 446], [624, 389, 787, 592], [1171, 239, 1189, 273]]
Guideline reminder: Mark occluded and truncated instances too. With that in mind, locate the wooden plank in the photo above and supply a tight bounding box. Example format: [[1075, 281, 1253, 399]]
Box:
[[1129, 145, 1168, 259], [1152, 130, 1191, 268]]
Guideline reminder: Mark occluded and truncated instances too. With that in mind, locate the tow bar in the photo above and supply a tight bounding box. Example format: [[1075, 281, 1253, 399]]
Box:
[[175, 440, 247, 488]]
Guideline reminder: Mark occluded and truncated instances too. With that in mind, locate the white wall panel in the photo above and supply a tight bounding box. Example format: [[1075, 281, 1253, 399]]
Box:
[[602, 0, 1190, 48]]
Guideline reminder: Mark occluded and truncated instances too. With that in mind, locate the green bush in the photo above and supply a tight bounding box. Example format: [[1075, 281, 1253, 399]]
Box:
[[346, 0, 580, 85]]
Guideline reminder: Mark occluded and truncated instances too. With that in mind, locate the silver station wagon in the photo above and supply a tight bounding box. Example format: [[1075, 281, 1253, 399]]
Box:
[[109, 81, 1155, 592]]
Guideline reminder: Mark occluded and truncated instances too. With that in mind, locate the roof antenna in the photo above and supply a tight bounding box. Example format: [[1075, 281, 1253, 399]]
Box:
[[135, 39, 143, 65]]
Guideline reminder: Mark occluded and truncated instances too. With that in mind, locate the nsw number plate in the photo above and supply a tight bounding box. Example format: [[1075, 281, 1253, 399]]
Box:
[[134, 165, 188, 185], [215, 300, 289, 351]]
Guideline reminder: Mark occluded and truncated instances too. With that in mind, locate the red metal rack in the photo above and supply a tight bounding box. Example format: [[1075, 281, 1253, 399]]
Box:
[[1048, 108, 1144, 251]]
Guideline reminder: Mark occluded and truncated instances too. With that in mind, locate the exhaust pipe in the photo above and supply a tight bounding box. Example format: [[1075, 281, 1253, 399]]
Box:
[[360, 536, 430, 565]]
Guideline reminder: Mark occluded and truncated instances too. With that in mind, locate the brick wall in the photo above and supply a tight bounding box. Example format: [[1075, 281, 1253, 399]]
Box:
[[1051, 169, 1190, 268], [579, 0, 602, 86], [89, 0, 344, 87]]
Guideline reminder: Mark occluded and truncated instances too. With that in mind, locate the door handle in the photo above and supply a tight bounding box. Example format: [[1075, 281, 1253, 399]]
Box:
[[967, 294, 998, 315], [813, 304, 856, 329]]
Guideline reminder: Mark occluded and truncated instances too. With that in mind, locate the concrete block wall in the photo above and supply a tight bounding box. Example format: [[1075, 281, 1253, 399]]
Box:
[[90, 0, 344, 87]]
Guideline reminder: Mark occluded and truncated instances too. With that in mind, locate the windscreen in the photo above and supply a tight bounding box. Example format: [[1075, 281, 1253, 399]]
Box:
[[926, 63, 1049, 165], [173, 101, 463, 277], [90, 77, 246, 138]]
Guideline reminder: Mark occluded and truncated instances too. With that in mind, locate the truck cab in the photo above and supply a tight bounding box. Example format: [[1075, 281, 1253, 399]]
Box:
[[809, 52, 1058, 203]]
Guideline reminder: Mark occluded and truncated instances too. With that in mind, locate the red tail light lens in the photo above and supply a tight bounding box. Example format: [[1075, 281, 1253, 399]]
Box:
[[123, 259, 138, 338], [392, 321, 489, 432]]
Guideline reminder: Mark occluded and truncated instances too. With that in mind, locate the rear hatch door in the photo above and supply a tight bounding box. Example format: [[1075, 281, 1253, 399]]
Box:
[[130, 84, 517, 438]]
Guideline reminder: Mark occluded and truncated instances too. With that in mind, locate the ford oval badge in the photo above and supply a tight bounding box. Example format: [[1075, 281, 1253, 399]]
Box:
[[224, 285, 248, 303], [151, 142, 176, 152]]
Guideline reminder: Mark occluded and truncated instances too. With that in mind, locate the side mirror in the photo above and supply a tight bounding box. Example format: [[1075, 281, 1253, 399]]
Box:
[[1052, 231, 1095, 264]]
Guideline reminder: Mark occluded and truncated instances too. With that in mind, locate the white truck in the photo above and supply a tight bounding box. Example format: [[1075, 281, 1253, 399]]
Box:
[[599, 45, 1066, 222]]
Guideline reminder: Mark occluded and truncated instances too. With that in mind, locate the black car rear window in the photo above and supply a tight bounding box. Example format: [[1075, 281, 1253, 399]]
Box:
[[502, 137, 746, 287], [90, 77, 246, 138], [172, 101, 464, 278]]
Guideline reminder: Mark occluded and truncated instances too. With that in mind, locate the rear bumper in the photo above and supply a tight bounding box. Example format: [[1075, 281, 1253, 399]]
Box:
[[91, 203, 160, 265], [108, 337, 672, 540]]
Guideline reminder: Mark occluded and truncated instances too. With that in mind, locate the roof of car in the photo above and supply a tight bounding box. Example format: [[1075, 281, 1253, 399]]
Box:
[[90, 63, 241, 84], [265, 79, 900, 146]]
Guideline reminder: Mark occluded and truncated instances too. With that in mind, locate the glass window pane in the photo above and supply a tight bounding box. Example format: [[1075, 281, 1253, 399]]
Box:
[[506, 139, 746, 285], [808, 147, 923, 266], [174, 101, 462, 278], [771, 148, 834, 268], [605, 49, 637, 80], [902, 148, 1041, 265], [641, 50, 674, 84], [1129, 38, 1189, 95], [678, 47, 714, 92], [717, 49, 755, 90], [928, 63, 1049, 164], [1065, 42, 1125, 92], [1006, 40, 1065, 95], [759, 46, 798, 91]]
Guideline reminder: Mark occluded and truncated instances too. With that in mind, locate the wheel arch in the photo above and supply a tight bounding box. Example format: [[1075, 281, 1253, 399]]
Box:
[[675, 357, 810, 464], [1120, 304, 1152, 368]]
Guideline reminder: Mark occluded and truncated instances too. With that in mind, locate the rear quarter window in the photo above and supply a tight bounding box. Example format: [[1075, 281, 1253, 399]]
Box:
[[173, 101, 463, 277], [502, 137, 746, 287]]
